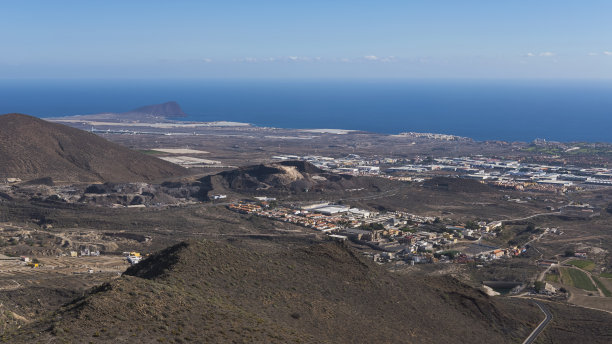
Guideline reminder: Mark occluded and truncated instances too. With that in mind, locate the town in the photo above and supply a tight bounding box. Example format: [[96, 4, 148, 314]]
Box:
[[271, 152, 612, 191], [228, 199, 538, 267]]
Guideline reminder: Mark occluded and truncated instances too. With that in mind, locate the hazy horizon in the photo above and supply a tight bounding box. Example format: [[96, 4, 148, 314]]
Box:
[[2, 1, 611, 79]]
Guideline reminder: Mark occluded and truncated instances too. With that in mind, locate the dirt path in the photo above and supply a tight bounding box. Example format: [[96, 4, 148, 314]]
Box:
[[547, 235, 606, 243], [502, 212, 561, 224], [538, 257, 574, 282], [537, 264, 555, 282], [561, 263, 605, 297], [579, 266, 605, 297]]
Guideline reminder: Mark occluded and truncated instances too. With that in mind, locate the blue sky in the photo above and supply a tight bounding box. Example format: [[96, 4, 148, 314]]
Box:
[[1, 1, 611, 78]]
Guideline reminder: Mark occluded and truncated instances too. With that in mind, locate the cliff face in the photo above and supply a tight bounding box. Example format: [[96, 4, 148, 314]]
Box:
[[0, 113, 187, 183]]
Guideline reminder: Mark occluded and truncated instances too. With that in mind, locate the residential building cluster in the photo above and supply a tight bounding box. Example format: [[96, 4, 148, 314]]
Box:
[[228, 200, 533, 266], [394, 132, 471, 141]]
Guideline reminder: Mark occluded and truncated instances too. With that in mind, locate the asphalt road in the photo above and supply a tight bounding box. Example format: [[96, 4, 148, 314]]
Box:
[[523, 301, 553, 344]]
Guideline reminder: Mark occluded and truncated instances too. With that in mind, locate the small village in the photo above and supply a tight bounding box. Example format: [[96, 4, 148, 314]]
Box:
[[228, 200, 540, 267]]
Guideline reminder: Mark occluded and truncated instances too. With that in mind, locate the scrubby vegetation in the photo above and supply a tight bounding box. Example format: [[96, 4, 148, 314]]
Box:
[[4, 239, 541, 343], [545, 273, 559, 283]]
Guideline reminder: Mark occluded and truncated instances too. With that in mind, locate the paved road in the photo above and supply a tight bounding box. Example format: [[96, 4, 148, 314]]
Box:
[[523, 301, 553, 344]]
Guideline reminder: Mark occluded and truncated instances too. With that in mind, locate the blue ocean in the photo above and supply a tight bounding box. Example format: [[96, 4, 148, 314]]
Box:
[[0, 79, 610, 142]]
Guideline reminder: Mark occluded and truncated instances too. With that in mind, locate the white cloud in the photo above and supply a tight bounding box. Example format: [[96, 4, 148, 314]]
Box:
[[233, 57, 258, 63], [202, 58, 213, 63], [286, 56, 313, 62], [604, 51, 612, 56], [363, 55, 397, 62], [230, 56, 325, 63], [588, 52, 599, 56], [523, 52, 556, 57]]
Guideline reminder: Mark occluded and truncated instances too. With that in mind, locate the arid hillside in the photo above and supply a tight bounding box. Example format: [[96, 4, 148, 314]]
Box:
[[0, 114, 187, 183], [6, 238, 545, 343], [196, 160, 399, 200]]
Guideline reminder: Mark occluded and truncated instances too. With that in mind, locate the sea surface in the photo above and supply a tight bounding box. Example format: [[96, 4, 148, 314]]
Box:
[[0, 79, 611, 142]]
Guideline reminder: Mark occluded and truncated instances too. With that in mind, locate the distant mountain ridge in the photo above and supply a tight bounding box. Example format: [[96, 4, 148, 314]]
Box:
[[47, 101, 188, 122], [0, 113, 187, 183]]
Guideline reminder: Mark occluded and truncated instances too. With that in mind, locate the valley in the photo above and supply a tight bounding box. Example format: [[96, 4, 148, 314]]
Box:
[[1, 112, 612, 342]]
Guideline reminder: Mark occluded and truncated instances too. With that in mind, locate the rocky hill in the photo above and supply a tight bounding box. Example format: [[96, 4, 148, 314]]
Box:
[[0, 113, 187, 183], [196, 160, 398, 200], [5, 238, 544, 343]]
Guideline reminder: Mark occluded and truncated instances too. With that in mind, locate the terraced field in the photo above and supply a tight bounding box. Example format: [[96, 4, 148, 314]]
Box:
[[593, 277, 612, 297], [567, 259, 596, 271], [560, 267, 597, 292]]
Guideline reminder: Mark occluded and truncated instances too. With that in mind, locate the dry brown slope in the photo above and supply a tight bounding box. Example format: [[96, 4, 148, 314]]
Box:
[[6, 238, 543, 343], [196, 160, 399, 200], [0, 113, 187, 183]]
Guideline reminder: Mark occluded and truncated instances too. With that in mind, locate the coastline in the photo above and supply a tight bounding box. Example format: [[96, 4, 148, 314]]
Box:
[[3, 79, 611, 142], [49, 118, 252, 128], [45, 115, 612, 145]]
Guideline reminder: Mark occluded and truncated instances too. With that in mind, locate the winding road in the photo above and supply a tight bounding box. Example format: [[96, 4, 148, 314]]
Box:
[[523, 301, 553, 344]]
